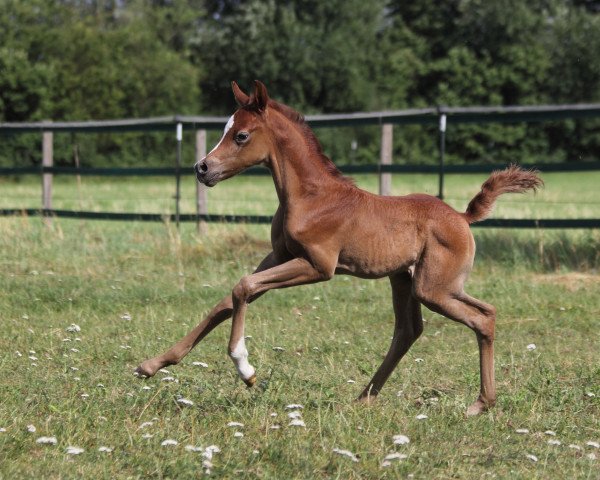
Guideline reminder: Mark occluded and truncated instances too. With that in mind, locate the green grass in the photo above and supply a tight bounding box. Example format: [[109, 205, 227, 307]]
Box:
[[0, 173, 599, 478]]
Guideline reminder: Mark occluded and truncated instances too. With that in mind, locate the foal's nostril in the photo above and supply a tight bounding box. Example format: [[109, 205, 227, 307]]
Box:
[[199, 161, 208, 173]]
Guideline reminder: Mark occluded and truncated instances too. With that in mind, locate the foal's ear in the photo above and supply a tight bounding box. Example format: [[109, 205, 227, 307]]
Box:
[[252, 80, 269, 112], [231, 81, 250, 106]]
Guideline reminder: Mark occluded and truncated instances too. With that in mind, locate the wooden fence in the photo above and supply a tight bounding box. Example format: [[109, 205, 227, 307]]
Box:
[[1, 104, 600, 229]]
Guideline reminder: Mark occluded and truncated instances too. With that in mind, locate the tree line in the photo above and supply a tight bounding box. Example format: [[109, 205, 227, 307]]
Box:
[[1, 0, 599, 167]]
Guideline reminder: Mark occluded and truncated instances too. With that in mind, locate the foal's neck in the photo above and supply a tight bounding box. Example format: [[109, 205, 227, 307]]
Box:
[[267, 114, 347, 207]]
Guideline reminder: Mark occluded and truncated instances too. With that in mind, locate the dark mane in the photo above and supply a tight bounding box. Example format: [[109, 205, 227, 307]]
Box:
[[267, 100, 355, 184]]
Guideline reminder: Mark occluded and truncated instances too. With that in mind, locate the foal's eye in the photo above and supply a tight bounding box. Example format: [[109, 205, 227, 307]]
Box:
[[235, 131, 250, 144]]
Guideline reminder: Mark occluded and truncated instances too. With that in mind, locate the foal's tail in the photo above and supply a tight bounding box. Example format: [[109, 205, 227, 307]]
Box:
[[463, 164, 543, 224]]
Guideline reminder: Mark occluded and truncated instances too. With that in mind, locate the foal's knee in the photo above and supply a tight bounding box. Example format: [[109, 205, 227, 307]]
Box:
[[477, 306, 496, 342], [232, 276, 254, 303]]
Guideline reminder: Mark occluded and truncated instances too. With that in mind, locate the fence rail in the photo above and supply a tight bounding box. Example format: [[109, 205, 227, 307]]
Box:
[[1, 103, 599, 229]]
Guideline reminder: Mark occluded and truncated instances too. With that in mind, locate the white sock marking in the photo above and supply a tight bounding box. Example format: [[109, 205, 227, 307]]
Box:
[[208, 115, 235, 155], [230, 337, 254, 380]]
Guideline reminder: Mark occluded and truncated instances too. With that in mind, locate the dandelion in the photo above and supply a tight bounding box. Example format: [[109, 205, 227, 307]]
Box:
[[66, 324, 81, 333], [285, 404, 304, 410], [185, 445, 202, 452], [98, 446, 113, 453], [289, 419, 306, 427], [177, 398, 194, 406], [544, 430, 556, 436], [192, 361, 208, 368], [66, 446, 85, 455], [525, 454, 538, 462], [36, 436, 57, 445], [586, 441, 599, 449], [332, 448, 359, 462], [393, 434, 410, 445], [27, 425, 36, 433], [161, 439, 178, 447], [515, 428, 529, 434], [227, 421, 244, 428], [233, 432, 244, 438], [548, 439, 561, 446], [526, 344, 537, 351], [415, 414, 428, 420]]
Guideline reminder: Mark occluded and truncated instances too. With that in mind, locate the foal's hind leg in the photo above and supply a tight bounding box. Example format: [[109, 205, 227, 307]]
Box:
[[415, 282, 496, 416], [357, 272, 423, 403]]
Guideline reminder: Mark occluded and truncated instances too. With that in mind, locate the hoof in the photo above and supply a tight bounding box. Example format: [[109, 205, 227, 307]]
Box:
[[355, 394, 377, 406], [243, 375, 257, 388], [134, 359, 160, 379], [466, 399, 492, 417]]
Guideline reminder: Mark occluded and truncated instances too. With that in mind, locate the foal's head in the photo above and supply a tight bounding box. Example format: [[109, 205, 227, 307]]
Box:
[[195, 81, 275, 187]]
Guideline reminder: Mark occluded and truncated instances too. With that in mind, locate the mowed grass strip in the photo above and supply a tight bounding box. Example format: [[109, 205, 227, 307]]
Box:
[[0, 216, 598, 479]]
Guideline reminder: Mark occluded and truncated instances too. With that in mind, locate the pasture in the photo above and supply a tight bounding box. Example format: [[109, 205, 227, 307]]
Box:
[[0, 172, 598, 478]]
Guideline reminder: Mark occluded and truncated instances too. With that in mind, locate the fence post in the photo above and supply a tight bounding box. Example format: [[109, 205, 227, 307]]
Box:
[[195, 129, 208, 234], [175, 122, 182, 229], [379, 123, 393, 196], [42, 126, 53, 224], [438, 111, 447, 200]]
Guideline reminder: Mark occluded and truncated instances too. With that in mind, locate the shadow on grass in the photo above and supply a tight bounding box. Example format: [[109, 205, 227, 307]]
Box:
[[474, 229, 600, 272]]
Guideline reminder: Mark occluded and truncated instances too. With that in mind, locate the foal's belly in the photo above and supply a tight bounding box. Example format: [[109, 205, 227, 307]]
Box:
[[335, 230, 419, 279]]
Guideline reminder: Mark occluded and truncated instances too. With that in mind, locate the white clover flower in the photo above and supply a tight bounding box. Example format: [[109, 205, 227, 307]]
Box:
[[177, 398, 194, 406], [66, 324, 81, 333], [233, 432, 244, 438], [27, 425, 36, 433], [285, 404, 304, 410], [544, 430, 556, 436], [98, 446, 113, 453], [587, 452, 597, 460], [382, 452, 408, 466], [161, 376, 177, 383], [203, 445, 221, 460], [36, 436, 57, 445], [568, 444, 582, 450], [526, 344, 537, 351], [0, 428, 6, 433], [161, 439, 178, 447], [586, 441, 599, 449], [548, 439, 561, 446], [142, 386, 152, 391], [120, 313, 131, 321], [415, 414, 428, 420], [272, 346, 285, 351], [525, 454, 538, 462], [515, 428, 530, 434], [289, 419, 306, 427], [347, 379, 356, 384], [415, 358, 424, 363], [184, 445, 202, 452], [332, 448, 359, 462], [139, 422, 153, 429], [227, 421, 244, 428], [66, 446, 84, 455], [142, 433, 154, 439], [288, 411, 302, 420], [192, 361, 208, 368], [393, 434, 410, 445]]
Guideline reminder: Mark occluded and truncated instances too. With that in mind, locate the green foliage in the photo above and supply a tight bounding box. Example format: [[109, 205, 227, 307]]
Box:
[[0, 0, 599, 167]]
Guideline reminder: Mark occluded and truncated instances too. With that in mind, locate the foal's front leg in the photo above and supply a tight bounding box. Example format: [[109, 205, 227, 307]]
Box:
[[228, 257, 331, 386], [134, 251, 282, 378]]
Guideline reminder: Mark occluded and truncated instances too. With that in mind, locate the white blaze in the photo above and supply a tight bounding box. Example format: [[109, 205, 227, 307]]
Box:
[[230, 337, 254, 380], [208, 115, 235, 155]]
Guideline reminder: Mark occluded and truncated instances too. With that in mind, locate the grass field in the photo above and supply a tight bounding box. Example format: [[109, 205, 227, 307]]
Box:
[[0, 172, 598, 478]]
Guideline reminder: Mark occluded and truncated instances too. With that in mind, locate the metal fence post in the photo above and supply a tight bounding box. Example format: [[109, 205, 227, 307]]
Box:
[[42, 126, 53, 225], [438, 112, 447, 200], [195, 129, 208, 234], [379, 123, 393, 196], [175, 122, 182, 229]]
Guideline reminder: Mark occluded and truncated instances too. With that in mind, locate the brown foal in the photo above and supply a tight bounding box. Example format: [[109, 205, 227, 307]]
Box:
[[135, 81, 542, 416]]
